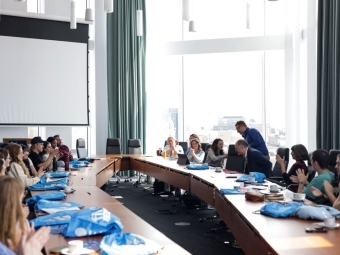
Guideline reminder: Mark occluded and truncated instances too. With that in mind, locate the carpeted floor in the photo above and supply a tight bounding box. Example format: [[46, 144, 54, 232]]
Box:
[[105, 178, 245, 255]]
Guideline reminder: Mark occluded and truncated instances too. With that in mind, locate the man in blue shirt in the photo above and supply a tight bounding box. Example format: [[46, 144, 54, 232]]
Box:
[[235, 120, 269, 159]]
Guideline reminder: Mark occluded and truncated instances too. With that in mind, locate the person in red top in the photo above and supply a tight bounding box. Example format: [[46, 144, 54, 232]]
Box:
[[54, 135, 73, 164]]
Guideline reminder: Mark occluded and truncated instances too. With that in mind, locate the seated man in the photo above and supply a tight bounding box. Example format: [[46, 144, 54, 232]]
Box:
[[234, 139, 273, 178], [309, 153, 340, 208], [54, 135, 73, 161], [296, 149, 334, 204], [29, 137, 58, 171]]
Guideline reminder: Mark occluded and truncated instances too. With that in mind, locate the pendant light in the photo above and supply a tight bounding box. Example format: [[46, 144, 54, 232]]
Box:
[[70, 0, 77, 29], [104, 0, 114, 13], [85, 0, 94, 22]]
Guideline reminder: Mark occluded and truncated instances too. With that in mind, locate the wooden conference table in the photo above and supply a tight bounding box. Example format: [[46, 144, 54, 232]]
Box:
[[31, 156, 190, 255], [113, 155, 340, 255]]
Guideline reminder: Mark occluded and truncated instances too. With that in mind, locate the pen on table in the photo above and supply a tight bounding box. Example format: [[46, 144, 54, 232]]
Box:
[[87, 192, 91, 195]]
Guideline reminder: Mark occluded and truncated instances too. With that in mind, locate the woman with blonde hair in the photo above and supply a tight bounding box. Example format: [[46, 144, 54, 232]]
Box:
[[5, 144, 42, 187], [0, 176, 50, 254], [163, 136, 184, 159], [186, 138, 205, 163]]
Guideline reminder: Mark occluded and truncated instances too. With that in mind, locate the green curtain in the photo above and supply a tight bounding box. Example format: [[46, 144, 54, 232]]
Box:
[[107, 0, 146, 153], [317, 0, 340, 150]]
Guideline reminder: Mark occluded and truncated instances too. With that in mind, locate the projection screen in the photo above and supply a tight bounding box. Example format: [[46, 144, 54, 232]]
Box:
[[0, 13, 89, 125]]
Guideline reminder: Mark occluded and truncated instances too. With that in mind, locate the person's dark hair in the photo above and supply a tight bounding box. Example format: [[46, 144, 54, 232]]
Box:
[[311, 149, 329, 169], [53, 135, 60, 139], [235, 120, 247, 127], [47, 137, 56, 143], [40, 141, 51, 156], [0, 152, 4, 173], [291, 144, 309, 161], [21, 144, 30, 153], [210, 139, 224, 156], [0, 148, 9, 160], [0, 143, 8, 149], [235, 139, 249, 148]]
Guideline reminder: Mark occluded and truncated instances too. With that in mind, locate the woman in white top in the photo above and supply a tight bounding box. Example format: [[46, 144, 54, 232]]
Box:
[[205, 138, 228, 167], [40, 141, 54, 171], [163, 137, 184, 159], [21, 145, 40, 177], [186, 138, 205, 163], [0, 148, 10, 176], [5, 144, 43, 188]]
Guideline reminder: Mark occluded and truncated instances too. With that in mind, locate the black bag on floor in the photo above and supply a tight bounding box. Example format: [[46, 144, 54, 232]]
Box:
[[153, 179, 165, 193], [182, 192, 206, 209]]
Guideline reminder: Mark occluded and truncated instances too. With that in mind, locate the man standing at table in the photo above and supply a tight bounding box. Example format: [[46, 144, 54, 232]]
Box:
[[234, 139, 273, 177], [235, 120, 269, 159]]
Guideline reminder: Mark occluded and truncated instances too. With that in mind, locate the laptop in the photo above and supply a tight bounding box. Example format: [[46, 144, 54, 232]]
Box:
[[177, 153, 190, 165]]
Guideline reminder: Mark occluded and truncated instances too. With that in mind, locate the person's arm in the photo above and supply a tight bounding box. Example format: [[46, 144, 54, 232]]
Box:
[[333, 183, 340, 210], [8, 163, 41, 188], [190, 151, 205, 163], [324, 180, 337, 204], [28, 158, 38, 177], [247, 129, 263, 148], [296, 168, 309, 193], [37, 149, 59, 170], [207, 149, 225, 162]]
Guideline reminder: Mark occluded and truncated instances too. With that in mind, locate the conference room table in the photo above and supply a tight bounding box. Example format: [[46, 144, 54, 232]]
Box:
[[30, 156, 190, 255], [111, 155, 340, 255]]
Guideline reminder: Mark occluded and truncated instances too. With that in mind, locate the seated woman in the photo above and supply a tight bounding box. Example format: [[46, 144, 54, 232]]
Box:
[[276, 144, 309, 191], [0, 148, 10, 176], [205, 138, 228, 167], [186, 138, 205, 163], [186, 134, 200, 154], [5, 144, 43, 188], [0, 176, 50, 254], [40, 141, 56, 171], [163, 137, 184, 159]]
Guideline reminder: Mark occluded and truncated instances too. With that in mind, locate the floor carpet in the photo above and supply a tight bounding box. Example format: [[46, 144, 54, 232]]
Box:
[[105, 178, 245, 255]]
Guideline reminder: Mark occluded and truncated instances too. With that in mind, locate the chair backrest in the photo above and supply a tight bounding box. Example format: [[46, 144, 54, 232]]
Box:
[[203, 144, 211, 163], [106, 138, 121, 154], [272, 147, 290, 177], [329, 149, 340, 180], [128, 139, 143, 154], [225, 145, 244, 172], [76, 138, 87, 159], [179, 142, 188, 153], [201, 143, 209, 153]]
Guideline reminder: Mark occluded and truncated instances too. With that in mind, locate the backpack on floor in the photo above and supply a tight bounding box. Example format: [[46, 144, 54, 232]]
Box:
[[153, 179, 165, 194]]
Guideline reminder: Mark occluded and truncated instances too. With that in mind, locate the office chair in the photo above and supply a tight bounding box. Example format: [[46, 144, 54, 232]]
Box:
[[203, 144, 211, 163], [201, 143, 209, 154], [178, 141, 188, 153], [127, 139, 149, 187], [225, 145, 244, 172], [267, 147, 289, 185], [76, 138, 87, 159], [329, 149, 340, 181], [106, 138, 122, 184]]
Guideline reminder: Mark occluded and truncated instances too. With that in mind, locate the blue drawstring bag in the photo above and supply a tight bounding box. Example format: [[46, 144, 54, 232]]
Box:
[[30, 210, 74, 228], [220, 189, 244, 195], [260, 202, 303, 218], [186, 163, 210, 170], [49, 172, 70, 178], [236, 172, 266, 183], [26, 191, 66, 210], [63, 207, 123, 237], [28, 177, 69, 191], [100, 232, 160, 255], [35, 199, 83, 211]]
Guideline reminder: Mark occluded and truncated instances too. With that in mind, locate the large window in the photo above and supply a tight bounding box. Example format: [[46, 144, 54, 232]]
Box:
[[145, 0, 285, 158]]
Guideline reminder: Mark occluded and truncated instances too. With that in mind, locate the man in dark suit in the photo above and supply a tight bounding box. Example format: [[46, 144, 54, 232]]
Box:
[[234, 139, 273, 178]]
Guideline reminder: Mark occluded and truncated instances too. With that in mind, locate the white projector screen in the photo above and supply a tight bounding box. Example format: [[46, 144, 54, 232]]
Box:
[[0, 14, 89, 126]]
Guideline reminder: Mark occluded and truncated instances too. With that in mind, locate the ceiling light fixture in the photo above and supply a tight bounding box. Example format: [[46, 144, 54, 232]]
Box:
[[104, 0, 114, 13], [70, 0, 76, 29], [85, 0, 93, 22]]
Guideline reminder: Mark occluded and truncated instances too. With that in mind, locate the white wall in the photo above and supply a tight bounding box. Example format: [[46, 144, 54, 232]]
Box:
[[0, 127, 28, 142], [0, 0, 27, 12]]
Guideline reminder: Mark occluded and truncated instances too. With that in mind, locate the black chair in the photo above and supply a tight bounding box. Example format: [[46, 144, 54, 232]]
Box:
[[203, 144, 211, 163], [179, 141, 188, 153], [329, 149, 340, 181], [106, 138, 122, 154], [106, 138, 122, 184], [76, 138, 87, 159], [271, 148, 290, 177], [201, 143, 209, 153], [225, 145, 244, 172], [127, 139, 147, 187]]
